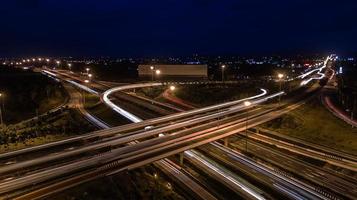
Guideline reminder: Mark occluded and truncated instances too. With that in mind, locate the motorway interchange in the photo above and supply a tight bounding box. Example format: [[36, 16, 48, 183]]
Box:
[[0, 56, 356, 200]]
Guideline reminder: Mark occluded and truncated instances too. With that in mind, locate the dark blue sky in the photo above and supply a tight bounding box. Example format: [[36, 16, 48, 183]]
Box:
[[1, 0, 357, 57]]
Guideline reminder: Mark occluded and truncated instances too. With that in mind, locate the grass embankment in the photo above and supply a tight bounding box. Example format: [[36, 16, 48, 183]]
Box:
[[0, 67, 67, 124], [262, 97, 357, 155], [0, 109, 96, 153], [136, 86, 166, 99], [84, 93, 130, 126], [52, 166, 186, 200], [174, 84, 259, 107]]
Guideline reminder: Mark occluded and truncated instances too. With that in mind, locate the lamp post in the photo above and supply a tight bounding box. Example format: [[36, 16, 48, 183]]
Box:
[[221, 65, 226, 83], [86, 68, 90, 75], [244, 101, 252, 152], [68, 63, 72, 71], [83, 80, 90, 105], [150, 66, 155, 81], [155, 69, 161, 81], [55, 61, 60, 70], [278, 73, 284, 105]]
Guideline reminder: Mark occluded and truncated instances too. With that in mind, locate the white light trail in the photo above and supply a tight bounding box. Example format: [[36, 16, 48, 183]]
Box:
[[185, 151, 266, 200], [66, 80, 99, 95]]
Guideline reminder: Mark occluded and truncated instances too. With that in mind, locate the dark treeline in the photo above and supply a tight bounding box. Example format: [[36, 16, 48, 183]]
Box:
[[0, 66, 66, 123], [336, 61, 357, 118]]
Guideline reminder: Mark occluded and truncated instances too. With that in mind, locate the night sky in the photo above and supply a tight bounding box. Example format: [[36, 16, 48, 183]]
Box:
[[1, 0, 357, 57]]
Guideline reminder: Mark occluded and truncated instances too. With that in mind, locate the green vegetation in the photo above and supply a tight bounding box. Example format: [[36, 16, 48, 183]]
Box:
[[174, 84, 259, 107], [84, 93, 130, 126], [0, 67, 67, 124], [0, 108, 96, 153], [52, 166, 186, 200], [262, 97, 357, 155], [136, 86, 166, 99]]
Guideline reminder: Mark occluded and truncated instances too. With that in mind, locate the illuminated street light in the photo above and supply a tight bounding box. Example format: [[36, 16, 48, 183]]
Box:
[[38, 58, 42, 61], [46, 58, 50, 62], [244, 100, 252, 152], [155, 69, 161, 75], [169, 85, 175, 91], [86, 68, 90, 75], [221, 65, 226, 83], [32, 58, 36, 62], [83, 80, 90, 104], [27, 59, 30, 62], [88, 73, 92, 78], [150, 66, 155, 81], [278, 73, 284, 105]]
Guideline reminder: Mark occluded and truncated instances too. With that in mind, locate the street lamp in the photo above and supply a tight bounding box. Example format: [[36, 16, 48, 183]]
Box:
[[150, 66, 155, 81], [169, 85, 175, 91], [278, 73, 284, 105], [86, 68, 90, 75], [55, 60, 60, 70], [83, 80, 90, 105], [221, 65, 226, 83], [46, 58, 50, 62], [244, 101, 252, 152], [155, 69, 161, 81]]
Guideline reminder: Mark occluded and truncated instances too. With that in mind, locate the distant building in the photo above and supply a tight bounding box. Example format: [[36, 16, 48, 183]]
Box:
[[138, 64, 208, 80]]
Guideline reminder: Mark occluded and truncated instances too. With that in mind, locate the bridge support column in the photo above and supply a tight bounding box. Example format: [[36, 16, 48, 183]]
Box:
[[255, 127, 260, 133], [224, 137, 229, 147], [179, 152, 184, 166]]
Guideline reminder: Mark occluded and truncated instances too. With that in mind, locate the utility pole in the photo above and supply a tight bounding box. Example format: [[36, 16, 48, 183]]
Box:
[[221, 65, 226, 83], [278, 73, 284, 105]]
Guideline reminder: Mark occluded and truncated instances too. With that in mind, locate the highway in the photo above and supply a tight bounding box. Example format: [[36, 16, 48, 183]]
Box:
[[0, 95, 311, 197], [47, 72, 219, 200], [1, 55, 353, 199], [2, 88, 284, 198]]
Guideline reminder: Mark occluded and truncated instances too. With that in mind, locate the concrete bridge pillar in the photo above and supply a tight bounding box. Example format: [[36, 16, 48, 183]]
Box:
[[179, 152, 184, 166], [224, 137, 229, 147]]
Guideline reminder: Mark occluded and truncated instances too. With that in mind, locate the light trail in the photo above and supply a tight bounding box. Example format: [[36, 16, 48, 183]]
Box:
[[66, 80, 99, 95], [185, 150, 267, 200], [299, 56, 331, 86], [102, 83, 274, 199]]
